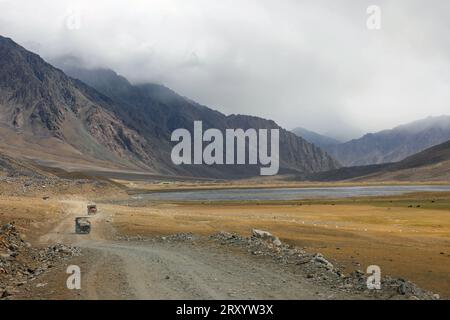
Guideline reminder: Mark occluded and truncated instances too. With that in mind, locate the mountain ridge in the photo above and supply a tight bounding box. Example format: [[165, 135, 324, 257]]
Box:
[[0, 35, 340, 178], [324, 116, 450, 166], [58, 64, 341, 177], [292, 127, 341, 149], [309, 139, 450, 182]]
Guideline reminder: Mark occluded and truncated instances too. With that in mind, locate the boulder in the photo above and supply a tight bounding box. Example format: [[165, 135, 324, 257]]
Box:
[[312, 253, 334, 270], [252, 229, 282, 246], [272, 238, 282, 247]]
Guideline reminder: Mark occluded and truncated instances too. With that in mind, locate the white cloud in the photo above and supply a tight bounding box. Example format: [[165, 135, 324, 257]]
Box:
[[1, 0, 449, 139]]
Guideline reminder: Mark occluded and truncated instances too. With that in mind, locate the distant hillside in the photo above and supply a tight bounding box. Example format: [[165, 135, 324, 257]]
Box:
[[326, 116, 450, 166], [309, 140, 450, 182], [391, 140, 450, 169], [0, 152, 52, 178], [370, 139, 450, 181], [292, 127, 341, 149]]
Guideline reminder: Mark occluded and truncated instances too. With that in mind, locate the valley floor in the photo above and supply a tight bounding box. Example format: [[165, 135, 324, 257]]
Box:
[[1, 178, 449, 299], [107, 195, 450, 298]]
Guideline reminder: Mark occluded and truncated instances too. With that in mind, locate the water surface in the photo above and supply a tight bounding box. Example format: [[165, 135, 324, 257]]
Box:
[[134, 185, 450, 201]]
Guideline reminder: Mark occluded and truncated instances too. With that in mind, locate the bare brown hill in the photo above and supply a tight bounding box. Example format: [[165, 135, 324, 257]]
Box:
[[0, 35, 341, 178], [309, 140, 450, 182]]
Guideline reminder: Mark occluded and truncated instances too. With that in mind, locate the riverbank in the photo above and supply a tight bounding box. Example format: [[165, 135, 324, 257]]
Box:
[[115, 178, 450, 194]]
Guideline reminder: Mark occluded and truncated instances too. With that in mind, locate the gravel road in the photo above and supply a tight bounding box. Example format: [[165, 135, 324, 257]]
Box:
[[37, 199, 360, 299]]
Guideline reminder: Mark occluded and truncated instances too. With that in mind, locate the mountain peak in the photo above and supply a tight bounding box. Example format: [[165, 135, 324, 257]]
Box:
[[0, 35, 160, 171], [292, 127, 341, 149], [326, 115, 450, 166], [59, 63, 341, 176], [0, 35, 19, 47], [0, 37, 340, 177]]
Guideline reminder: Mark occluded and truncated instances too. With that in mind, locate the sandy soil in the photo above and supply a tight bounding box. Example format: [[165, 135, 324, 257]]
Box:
[[13, 198, 359, 300], [2, 179, 449, 299], [108, 199, 450, 298]]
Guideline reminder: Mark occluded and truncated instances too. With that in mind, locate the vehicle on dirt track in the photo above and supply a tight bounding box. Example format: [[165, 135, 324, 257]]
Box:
[[87, 204, 97, 215], [75, 217, 91, 234]]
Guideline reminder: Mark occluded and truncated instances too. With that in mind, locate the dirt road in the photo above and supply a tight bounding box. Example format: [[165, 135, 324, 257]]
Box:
[[37, 199, 358, 300]]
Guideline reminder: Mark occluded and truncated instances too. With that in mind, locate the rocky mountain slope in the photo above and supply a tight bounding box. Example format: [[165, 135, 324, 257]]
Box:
[[325, 116, 450, 167], [310, 139, 450, 182], [0, 151, 51, 179], [368, 139, 450, 181], [292, 127, 341, 149], [0, 35, 339, 178], [0, 36, 161, 173], [57, 64, 340, 177]]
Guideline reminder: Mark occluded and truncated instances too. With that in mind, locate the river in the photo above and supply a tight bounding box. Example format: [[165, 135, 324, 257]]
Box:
[[133, 185, 450, 201]]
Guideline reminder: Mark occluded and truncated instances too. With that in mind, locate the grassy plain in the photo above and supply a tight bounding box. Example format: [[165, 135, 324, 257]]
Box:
[[108, 187, 450, 298], [1, 177, 449, 297]]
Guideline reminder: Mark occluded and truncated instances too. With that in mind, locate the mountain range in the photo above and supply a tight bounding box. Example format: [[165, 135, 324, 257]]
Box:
[[2, 34, 449, 181], [293, 116, 450, 167], [0, 35, 339, 179], [291, 127, 341, 150], [309, 139, 450, 182]]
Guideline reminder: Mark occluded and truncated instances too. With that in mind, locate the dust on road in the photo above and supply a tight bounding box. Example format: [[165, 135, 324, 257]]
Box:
[[37, 198, 357, 300]]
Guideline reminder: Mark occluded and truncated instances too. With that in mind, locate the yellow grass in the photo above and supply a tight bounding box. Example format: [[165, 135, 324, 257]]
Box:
[[110, 201, 450, 297], [2, 178, 449, 298], [0, 197, 62, 242], [114, 179, 450, 194]]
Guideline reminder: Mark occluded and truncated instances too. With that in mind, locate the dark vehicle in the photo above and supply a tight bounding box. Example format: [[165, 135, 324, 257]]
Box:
[[75, 217, 91, 234], [87, 204, 97, 215]]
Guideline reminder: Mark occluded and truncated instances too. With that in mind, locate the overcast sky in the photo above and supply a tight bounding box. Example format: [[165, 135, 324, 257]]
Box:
[[1, 0, 449, 140]]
